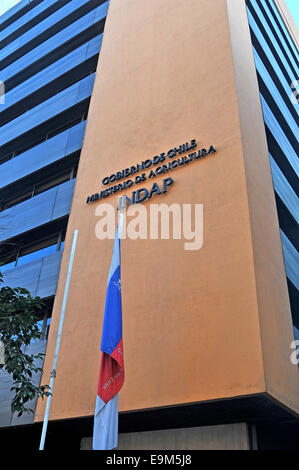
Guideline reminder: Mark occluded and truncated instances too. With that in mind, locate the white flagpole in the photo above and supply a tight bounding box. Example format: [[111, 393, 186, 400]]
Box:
[[118, 195, 127, 237], [39, 229, 78, 450]]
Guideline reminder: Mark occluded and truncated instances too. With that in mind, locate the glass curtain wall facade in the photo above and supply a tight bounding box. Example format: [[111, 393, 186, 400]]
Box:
[[246, 0, 298, 341], [0, 0, 110, 427]]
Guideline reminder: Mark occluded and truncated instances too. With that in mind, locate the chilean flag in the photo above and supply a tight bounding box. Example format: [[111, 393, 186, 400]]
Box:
[[93, 220, 124, 450]]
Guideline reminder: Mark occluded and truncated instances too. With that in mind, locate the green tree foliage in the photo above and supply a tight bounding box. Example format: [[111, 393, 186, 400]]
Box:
[[0, 273, 50, 417]]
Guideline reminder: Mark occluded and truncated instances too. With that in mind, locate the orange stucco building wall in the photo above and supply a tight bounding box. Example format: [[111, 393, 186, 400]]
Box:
[[35, 0, 299, 422]]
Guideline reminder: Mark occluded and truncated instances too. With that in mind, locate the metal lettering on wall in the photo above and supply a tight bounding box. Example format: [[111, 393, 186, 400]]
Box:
[[86, 139, 217, 205]]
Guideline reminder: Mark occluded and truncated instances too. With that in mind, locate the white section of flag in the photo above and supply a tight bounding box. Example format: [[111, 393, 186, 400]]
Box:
[[93, 394, 119, 450]]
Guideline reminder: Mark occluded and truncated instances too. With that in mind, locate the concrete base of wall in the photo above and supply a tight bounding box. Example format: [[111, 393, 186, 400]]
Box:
[[80, 422, 250, 450]]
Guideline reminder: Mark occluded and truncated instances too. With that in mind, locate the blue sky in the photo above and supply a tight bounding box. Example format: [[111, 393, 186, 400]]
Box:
[[285, 0, 299, 27], [0, 0, 298, 32], [0, 0, 21, 16]]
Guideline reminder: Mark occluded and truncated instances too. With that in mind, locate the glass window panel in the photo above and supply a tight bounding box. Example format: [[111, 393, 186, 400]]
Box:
[[46, 116, 83, 140], [2, 190, 33, 210], [34, 171, 71, 196]]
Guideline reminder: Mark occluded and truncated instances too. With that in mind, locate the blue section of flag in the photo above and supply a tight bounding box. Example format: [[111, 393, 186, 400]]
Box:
[[100, 264, 122, 355], [100, 229, 122, 355]]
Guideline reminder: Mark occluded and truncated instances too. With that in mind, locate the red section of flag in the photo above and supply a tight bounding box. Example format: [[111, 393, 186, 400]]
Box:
[[97, 339, 124, 403]]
